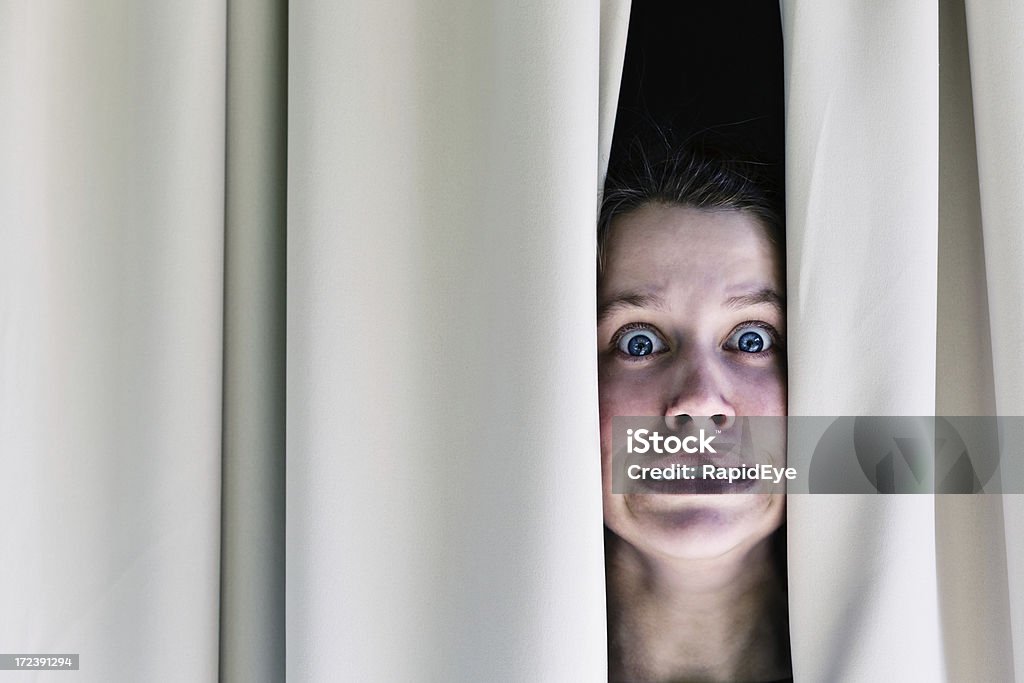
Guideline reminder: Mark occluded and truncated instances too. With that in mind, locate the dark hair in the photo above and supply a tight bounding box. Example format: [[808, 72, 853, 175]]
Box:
[[598, 140, 783, 274]]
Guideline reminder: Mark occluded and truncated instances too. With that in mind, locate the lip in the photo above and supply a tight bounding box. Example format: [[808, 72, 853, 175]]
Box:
[[617, 442, 781, 495], [621, 451, 768, 495], [631, 471, 762, 495], [622, 443, 740, 469], [610, 416, 787, 494]]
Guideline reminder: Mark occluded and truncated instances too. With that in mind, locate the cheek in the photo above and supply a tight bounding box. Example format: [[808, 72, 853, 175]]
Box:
[[598, 361, 670, 419], [725, 361, 787, 415], [598, 362, 671, 459]]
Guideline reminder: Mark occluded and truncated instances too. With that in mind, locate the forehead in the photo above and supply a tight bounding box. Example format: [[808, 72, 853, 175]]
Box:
[[599, 204, 781, 299]]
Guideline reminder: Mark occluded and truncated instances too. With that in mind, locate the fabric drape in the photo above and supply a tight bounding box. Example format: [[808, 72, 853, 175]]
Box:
[[1, 2, 291, 680], [2, 2, 226, 680], [286, 1, 628, 679], [783, 0, 1023, 679], [220, 0, 287, 680], [1, 1, 629, 681], [5, 1, 1023, 681]]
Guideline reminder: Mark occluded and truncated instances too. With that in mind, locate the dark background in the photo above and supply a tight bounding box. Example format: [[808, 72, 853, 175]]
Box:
[[610, 2, 785, 198]]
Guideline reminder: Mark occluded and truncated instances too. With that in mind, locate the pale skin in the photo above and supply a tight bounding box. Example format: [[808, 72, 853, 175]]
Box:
[[598, 204, 789, 683]]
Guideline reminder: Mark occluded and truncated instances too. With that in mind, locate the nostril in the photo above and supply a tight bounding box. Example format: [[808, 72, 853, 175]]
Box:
[[710, 414, 736, 432], [664, 413, 694, 431]]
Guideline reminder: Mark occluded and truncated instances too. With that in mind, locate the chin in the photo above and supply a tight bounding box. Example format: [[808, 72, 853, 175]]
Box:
[[606, 493, 785, 561]]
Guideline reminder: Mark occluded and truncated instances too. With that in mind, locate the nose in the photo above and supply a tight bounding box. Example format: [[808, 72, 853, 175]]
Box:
[[663, 354, 736, 432]]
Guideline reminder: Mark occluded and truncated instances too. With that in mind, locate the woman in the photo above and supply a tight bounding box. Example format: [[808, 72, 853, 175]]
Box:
[[598, 144, 791, 682]]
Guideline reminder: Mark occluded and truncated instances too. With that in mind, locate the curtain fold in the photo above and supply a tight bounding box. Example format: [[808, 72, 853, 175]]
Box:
[[285, 1, 628, 679], [1, 2, 226, 680], [219, 0, 287, 681], [1, 2, 629, 680], [784, 0, 1023, 679], [961, 2, 1024, 679], [934, 1, 1016, 680], [783, 3, 943, 680]]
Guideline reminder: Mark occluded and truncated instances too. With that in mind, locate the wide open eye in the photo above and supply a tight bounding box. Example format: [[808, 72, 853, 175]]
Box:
[[727, 325, 775, 353], [615, 326, 667, 357]]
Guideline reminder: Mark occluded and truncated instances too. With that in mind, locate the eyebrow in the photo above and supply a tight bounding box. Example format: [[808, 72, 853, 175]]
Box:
[[597, 291, 668, 324], [723, 288, 785, 312]]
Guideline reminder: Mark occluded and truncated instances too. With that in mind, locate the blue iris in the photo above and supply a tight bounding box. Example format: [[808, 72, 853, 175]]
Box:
[[627, 334, 655, 356], [737, 331, 765, 353]]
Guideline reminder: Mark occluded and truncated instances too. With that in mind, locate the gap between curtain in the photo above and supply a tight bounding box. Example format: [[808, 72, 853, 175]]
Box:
[[219, 0, 287, 681]]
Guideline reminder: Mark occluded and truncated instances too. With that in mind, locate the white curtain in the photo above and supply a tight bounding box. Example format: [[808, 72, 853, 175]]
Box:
[[2, 2, 226, 680], [1, 1, 629, 681], [783, 0, 1024, 680], [4, 1, 1023, 681], [286, 0, 628, 680]]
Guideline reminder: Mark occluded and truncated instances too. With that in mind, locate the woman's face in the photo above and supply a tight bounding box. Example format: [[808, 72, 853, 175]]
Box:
[[598, 203, 786, 560]]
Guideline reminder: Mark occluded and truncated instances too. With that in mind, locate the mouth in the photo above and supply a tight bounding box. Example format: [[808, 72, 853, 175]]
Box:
[[609, 416, 787, 495], [630, 469, 762, 495], [620, 445, 769, 495]]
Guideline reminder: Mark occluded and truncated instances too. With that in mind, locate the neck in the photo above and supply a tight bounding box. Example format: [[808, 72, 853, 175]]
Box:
[[606, 528, 790, 683]]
